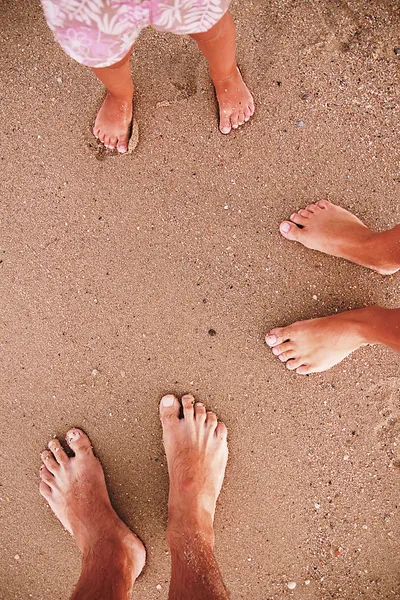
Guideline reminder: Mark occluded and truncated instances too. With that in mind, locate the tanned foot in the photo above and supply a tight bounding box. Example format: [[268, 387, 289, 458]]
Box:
[[93, 91, 133, 153], [265, 309, 372, 374], [214, 66, 255, 135], [159, 394, 228, 547], [39, 428, 146, 584], [279, 200, 399, 275]]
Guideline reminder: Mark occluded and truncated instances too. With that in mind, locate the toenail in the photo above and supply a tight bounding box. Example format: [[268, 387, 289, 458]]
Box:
[[195, 402, 204, 407], [118, 146, 127, 153], [161, 395, 175, 407], [272, 347, 279, 355], [265, 334, 276, 345], [67, 429, 80, 442], [281, 222, 290, 233]]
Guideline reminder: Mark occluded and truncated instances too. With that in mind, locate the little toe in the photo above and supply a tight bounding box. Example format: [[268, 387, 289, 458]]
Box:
[[279, 221, 304, 241], [317, 200, 330, 209], [289, 212, 308, 227], [286, 357, 305, 371], [41, 449, 59, 474], [39, 481, 52, 500], [206, 411, 218, 431], [298, 209, 312, 218], [237, 110, 245, 126], [39, 465, 54, 485], [48, 439, 69, 465], [219, 110, 231, 135], [108, 135, 118, 150], [249, 101, 255, 116], [243, 106, 251, 121], [296, 365, 313, 375], [181, 394, 195, 419], [66, 428, 93, 456], [215, 422, 228, 440], [159, 394, 180, 425], [194, 402, 207, 422], [306, 204, 319, 213]]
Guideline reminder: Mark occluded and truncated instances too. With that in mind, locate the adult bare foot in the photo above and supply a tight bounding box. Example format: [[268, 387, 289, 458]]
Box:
[[39, 428, 145, 590], [265, 310, 372, 375], [279, 200, 399, 275], [93, 92, 133, 153], [214, 66, 255, 134], [160, 394, 228, 546]]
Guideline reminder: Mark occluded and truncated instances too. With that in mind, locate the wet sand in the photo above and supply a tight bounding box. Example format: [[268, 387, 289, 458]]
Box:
[[1, 0, 400, 598]]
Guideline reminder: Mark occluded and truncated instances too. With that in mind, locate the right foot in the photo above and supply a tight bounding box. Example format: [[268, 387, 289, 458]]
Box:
[[93, 91, 133, 153], [39, 428, 146, 584], [279, 200, 398, 275], [159, 394, 228, 547]]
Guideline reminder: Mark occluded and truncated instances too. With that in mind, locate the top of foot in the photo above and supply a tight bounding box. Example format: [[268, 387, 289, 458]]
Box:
[[93, 92, 133, 153], [279, 200, 398, 275], [39, 428, 145, 580], [159, 394, 228, 547], [214, 67, 255, 135]]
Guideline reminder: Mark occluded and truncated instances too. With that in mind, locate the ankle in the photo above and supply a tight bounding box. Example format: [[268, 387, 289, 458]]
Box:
[[360, 231, 397, 275], [211, 63, 238, 85], [167, 505, 215, 550], [106, 86, 134, 104]]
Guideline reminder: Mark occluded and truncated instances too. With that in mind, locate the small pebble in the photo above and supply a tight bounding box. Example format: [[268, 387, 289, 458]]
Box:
[[56, 77, 62, 83], [301, 92, 312, 101], [305, 580, 311, 585], [208, 329, 217, 336], [295, 120, 304, 127], [14, 554, 20, 560], [314, 502, 320, 510], [91, 369, 99, 377], [343, 454, 350, 461], [287, 581, 296, 590], [156, 584, 162, 590], [312, 294, 318, 300], [394, 48, 400, 55]]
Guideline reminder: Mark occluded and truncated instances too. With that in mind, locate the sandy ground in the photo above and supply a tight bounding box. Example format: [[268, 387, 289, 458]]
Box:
[[1, 0, 400, 598]]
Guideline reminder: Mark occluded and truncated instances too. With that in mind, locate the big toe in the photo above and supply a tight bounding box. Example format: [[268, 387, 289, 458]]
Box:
[[159, 394, 180, 425], [219, 110, 232, 135], [279, 221, 303, 241], [66, 428, 92, 455]]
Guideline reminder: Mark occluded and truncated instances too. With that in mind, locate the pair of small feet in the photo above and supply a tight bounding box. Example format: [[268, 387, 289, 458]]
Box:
[[39, 394, 228, 589], [266, 200, 399, 375], [93, 67, 254, 152]]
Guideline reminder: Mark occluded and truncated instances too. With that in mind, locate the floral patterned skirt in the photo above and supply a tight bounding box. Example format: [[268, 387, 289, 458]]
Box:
[[41, 0, 231, 68]]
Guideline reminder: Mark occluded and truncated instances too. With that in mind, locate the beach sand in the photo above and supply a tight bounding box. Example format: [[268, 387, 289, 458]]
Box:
[[1, 0, 400, 598]]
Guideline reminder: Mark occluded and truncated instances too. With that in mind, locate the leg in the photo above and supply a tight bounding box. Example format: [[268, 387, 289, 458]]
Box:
[[159, 394, 229, 600], [266, 306, 400, 375], [91, 47, 135, 153], [39, 428, 146, 600], [190, 12, 254, 135], [279, 200, 400, 275]]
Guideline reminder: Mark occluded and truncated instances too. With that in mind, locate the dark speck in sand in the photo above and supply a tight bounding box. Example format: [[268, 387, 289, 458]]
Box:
[[208, 329, 217, 336], [394, 47, 400, 55]]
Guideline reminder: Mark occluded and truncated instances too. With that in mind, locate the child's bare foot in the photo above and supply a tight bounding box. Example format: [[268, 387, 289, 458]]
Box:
[[159, 394, 228, 547], [214, 66, 255, 134], [93, 91, 133, 153], [265, 310, 372, 375], [39, 428, 145, 584], [279, 200, 399, 275]]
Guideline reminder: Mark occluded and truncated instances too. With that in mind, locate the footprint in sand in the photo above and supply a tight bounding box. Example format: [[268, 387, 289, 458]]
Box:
[[369, 378, 400, 465]]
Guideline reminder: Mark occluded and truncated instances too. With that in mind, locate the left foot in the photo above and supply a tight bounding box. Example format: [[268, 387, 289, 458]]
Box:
[[265, 310, 370, 374], [39, 428, 146, 584], [214, 67, 255, 134]]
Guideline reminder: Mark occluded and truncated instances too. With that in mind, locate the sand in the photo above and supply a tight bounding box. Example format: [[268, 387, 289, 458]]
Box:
[[1, 0, 400, 598]]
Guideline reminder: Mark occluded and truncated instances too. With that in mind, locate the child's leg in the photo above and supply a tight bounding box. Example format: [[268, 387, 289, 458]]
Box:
[[91, 47, 134, 153], [190, 12, 254, 135]]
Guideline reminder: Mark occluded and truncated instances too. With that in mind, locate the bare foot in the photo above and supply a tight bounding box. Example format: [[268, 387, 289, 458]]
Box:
[[93, 91, 133, 153], [214, 67, 255, 135], [39, 428, 146, 584], [279, 200, 398, 275], [265, 309, 371, 374], [159, 394, 228, 547]]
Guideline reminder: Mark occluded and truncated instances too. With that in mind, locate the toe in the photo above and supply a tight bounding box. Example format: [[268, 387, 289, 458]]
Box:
[[306, 204, 319, 213], [159, 394, 180, 425], [289, 212, 308, 227], [117, 134, 129, 153], [298, 209, 311, 218], [215, 422, 228, 440], [206, 411, 218, 431], [219, 109, 231, 135], [48, 439, 69, 465], [265, 327, 291, 347], [248, 101, 255, 116], [279, 220, 305, 241], [286, 357, 306, 371], [230, 111, 239, 130], [108, 135, 118, 150], [39, 481, 52, 500], [271, 341, 294, 356], [243, 106, 251, 122], [41, 449, 59, 474], [296, 365, 313, 375], [277, 350, 297, 362], [66, 428, 93, 455], [39, 465, 54, 485], [194, 402, 207, 422], [237, 110, 245, 126], [317, 200, 330, 209], [181, 394, 195, 419]]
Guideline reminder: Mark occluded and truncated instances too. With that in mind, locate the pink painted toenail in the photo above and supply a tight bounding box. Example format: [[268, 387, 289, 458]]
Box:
[[281, 222, 290, 233], [162, 395, 175, 407]]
